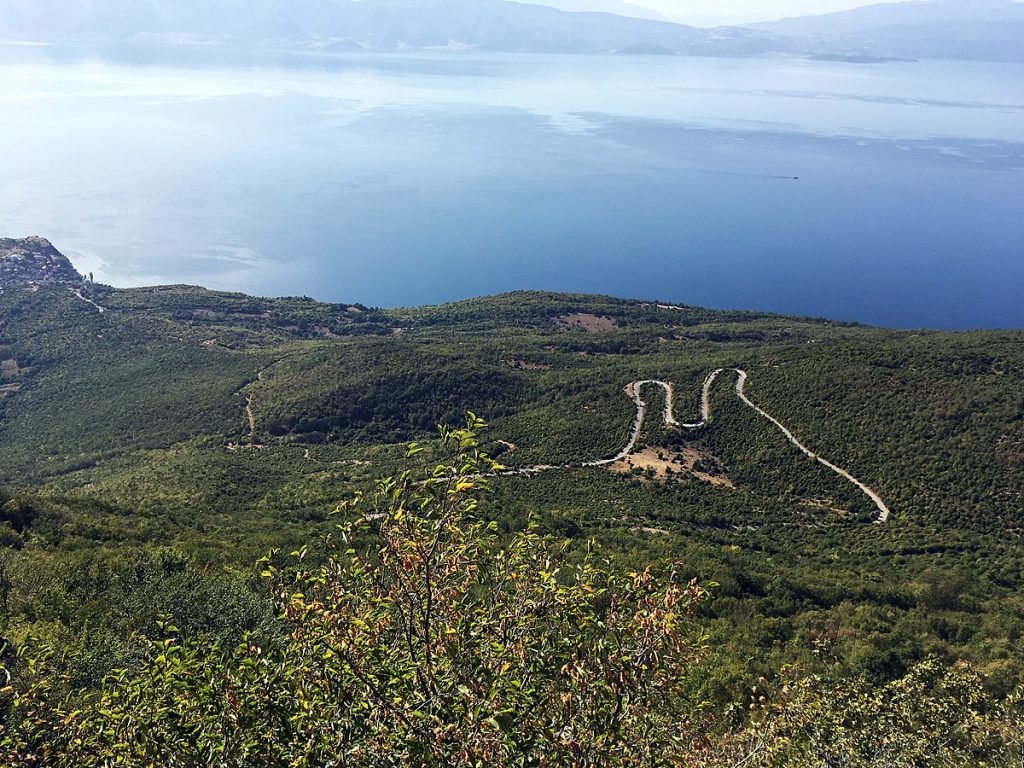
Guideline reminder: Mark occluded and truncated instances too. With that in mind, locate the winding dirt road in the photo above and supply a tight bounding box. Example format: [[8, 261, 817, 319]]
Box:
[[500, 369, 892, 523]]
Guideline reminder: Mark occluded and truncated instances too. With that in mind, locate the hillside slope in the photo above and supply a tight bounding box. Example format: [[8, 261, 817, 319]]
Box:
[[3, 241, 1024, 696]]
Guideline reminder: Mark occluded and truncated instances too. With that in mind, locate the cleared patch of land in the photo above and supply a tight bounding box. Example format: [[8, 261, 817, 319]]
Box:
[[1, 358, 28, 378], [555, 313, 617, 332], [610, 446, 733, 487], [502, 358, 551, 371]]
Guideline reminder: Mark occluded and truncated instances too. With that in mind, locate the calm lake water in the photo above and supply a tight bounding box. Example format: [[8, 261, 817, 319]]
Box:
[[1, 46, 1022, 329]]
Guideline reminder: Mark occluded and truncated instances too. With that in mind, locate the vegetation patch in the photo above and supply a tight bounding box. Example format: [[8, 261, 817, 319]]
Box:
[[2, 284, 1024, 749]]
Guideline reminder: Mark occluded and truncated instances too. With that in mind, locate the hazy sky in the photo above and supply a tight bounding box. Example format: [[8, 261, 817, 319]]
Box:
[[624, 0, 882, 26]]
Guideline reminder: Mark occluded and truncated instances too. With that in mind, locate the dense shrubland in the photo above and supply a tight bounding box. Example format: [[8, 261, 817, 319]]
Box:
[[2, 423, 1021, 766], [2, 287, 1024, 762]]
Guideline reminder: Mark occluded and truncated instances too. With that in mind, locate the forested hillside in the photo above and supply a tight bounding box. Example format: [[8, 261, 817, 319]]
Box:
[[1, 278, 1023, 761]]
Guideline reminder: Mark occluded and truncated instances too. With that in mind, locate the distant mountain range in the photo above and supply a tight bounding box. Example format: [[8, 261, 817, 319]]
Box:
[[1, 0, 1022, 61], [530, 0, 666, 22], [755, 0, 1024, 62], [0, 0, 782, 56]]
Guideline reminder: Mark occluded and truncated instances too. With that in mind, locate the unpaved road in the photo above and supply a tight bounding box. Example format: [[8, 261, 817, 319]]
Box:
[[499, 369, 892, 523], [70, 288, 106, 313], [732, 369, 891, 522], [242, 369, 267, 441], [245, 394, 257, 437]]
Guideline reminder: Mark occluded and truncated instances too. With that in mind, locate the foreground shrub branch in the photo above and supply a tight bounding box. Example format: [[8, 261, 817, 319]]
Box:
[[1, 416, 708, 767]]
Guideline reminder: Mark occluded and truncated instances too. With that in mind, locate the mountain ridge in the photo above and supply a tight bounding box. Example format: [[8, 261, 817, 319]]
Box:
[[751, 0, 1024, 61], [0, 0, 780, 56], [2, 0, 1023, 60]]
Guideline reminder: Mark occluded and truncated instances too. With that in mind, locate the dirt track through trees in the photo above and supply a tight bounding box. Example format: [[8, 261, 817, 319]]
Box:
[[502, 369, 891, 523]]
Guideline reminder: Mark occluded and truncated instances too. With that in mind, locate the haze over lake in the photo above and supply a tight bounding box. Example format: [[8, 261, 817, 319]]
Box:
[[2, 45, 1021, 329]]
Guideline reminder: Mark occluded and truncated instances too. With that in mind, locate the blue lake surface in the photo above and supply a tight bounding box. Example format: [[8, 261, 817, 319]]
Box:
[[1, 46, 1022, 329]]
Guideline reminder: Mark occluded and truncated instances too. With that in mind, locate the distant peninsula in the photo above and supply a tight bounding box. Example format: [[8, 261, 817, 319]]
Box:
[[0, 236, 85, 288]]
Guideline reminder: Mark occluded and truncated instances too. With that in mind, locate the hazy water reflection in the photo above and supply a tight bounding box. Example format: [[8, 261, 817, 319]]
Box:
[[1, 45, 1021, 328]]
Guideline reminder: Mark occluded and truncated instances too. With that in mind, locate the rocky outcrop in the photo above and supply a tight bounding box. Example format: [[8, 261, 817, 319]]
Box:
[[0, 237, 83, 287]]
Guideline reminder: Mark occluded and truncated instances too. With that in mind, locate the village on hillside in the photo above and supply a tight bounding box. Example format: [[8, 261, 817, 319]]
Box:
[[0, 237, 85, 288]]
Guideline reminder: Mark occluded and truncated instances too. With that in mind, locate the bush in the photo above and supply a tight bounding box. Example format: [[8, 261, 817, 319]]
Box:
[[0, 417, 708, 767], [714, 659, 1024, 767]]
